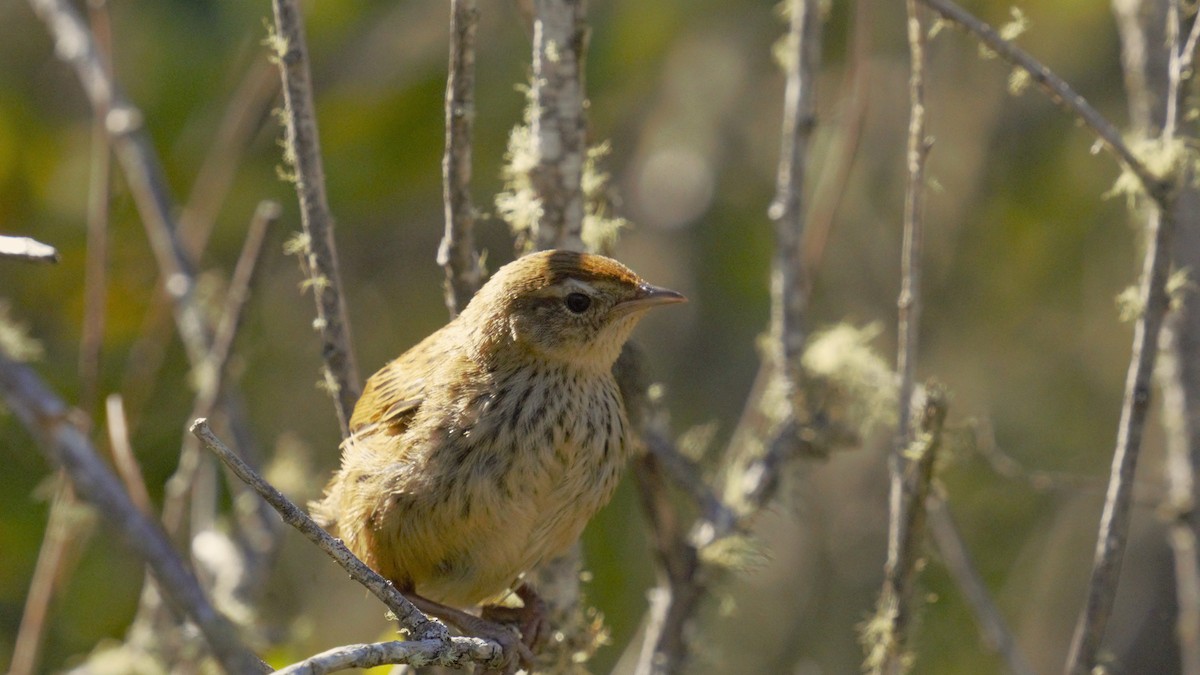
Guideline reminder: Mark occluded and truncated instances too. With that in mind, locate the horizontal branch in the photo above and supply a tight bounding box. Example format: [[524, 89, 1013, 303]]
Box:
[[0, 235, 59, 263], [0, 354, 267, 674], [276, 637, 500, 675]]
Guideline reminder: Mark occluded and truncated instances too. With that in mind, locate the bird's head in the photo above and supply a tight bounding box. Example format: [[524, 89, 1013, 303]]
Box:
[[461, 250, 685, 370]]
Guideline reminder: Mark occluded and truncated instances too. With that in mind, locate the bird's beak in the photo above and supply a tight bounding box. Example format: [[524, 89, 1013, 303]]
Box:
[[614, 283, 687, 316]]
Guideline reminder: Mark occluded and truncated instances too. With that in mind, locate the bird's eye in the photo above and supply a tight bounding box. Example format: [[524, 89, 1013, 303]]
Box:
[[564, 292, 591, 313]]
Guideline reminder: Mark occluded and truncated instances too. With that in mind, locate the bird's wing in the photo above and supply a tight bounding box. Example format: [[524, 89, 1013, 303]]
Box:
[[349, 324, 462, 436]]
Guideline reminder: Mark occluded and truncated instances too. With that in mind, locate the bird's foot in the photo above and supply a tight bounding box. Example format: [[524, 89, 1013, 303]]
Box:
[[406, 592, 533, 674], [481, 582, 549, 651]]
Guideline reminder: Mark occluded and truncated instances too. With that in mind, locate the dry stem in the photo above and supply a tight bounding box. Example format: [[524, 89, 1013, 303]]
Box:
[[0, 354, 268, 674], [270, 0, 361, 435], [438, 0, 484, 316]]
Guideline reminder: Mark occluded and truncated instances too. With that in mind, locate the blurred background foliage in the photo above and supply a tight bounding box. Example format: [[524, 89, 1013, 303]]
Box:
[[0, 0, 1177, 672]]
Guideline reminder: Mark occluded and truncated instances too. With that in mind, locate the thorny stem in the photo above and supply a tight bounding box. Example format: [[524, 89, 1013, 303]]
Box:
[[438, 0, 484, 317], [270, 0, 361, 435]]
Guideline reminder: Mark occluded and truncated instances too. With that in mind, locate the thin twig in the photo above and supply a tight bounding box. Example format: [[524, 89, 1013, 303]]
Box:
[[7, 480, 92, 675], [188, 420, 454, 645], [0, 235, 59, 263], [179, 59, 279, 256], [631, 448, 704, 675], [867, 386, 948, 675], [917, 0, 1168, 205], [28, 0, 215, 367], [77, 0, 112, 420], [105, 394, 154, 515], [270, 0, 361, 435], [768, 0, 821, 399], [438, 0, 483, 317], [926, 494, 1036, 675], [529, 0, 588, 251], [161, 201, 279, 539], [896, 0, 929, 453], [1065, 150, 1177, 675], [276, 638, 501, 675], [869, 4, 932, 671], [0, 354, 268, 674], [118, 59, 278, 432], [804, 0, 871, 281]]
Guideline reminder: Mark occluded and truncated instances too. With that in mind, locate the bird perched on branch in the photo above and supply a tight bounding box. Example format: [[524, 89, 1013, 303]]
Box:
[[311, 249, 684, 666]]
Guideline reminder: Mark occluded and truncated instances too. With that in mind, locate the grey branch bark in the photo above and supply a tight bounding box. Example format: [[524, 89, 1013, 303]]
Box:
[[0, 235, 59, 263], [768, 0, 821, 425], [438, 0, 483, 317], [530, 0, 588, 251], [869, 6, 933, 672], [868, 386, 948, 675], [275, 638, 500, 675], [188, 421, 471, 648], [1067, 205, 1177, 674], [271, 0, 361, 435], [1115, 1, 1200, 670], [0, 354, 268, 674]]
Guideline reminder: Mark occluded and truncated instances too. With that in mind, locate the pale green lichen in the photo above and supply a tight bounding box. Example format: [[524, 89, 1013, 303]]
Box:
[[802, 322, 899, 442], [0, 301, 43, 362], [496, 87, 628, 254], [1106, 137, 1198, 206]]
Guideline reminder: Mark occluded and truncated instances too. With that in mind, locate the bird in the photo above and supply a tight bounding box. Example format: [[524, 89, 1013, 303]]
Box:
[[310, 249, 685, 664]]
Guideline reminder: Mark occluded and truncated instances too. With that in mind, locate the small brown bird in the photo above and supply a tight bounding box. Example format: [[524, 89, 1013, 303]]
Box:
[[311, 249, 684, 660]]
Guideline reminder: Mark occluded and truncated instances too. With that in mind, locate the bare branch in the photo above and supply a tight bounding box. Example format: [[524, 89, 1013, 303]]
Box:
[[866, 386, 948, 675], [917, 0, 1169, 205], [804, 0, 871, 281], [529, 0, 588, 251], [1158, 316, 1200, 675], [0, 235, 59, 264], [926, 495, 1036, 675], [270, 0, 361, 435], [105, 394, 154, 515], [27, 0, 216, 368], [187, 420, 453, 645], [77, 0, 112, 419], [1066, 160, 1176, 675], [866, 6, 934, 671], [0, 354, 268, 674], [276, 638, 500, 675], [179, 59, 279, 257], [162, 201, 279, 538], [768, 0, 821, 401], [8, 480, 92, 675], [630, 448, 704, 675], [895, 0, 929, 446], [438, 0, 484, 317]]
